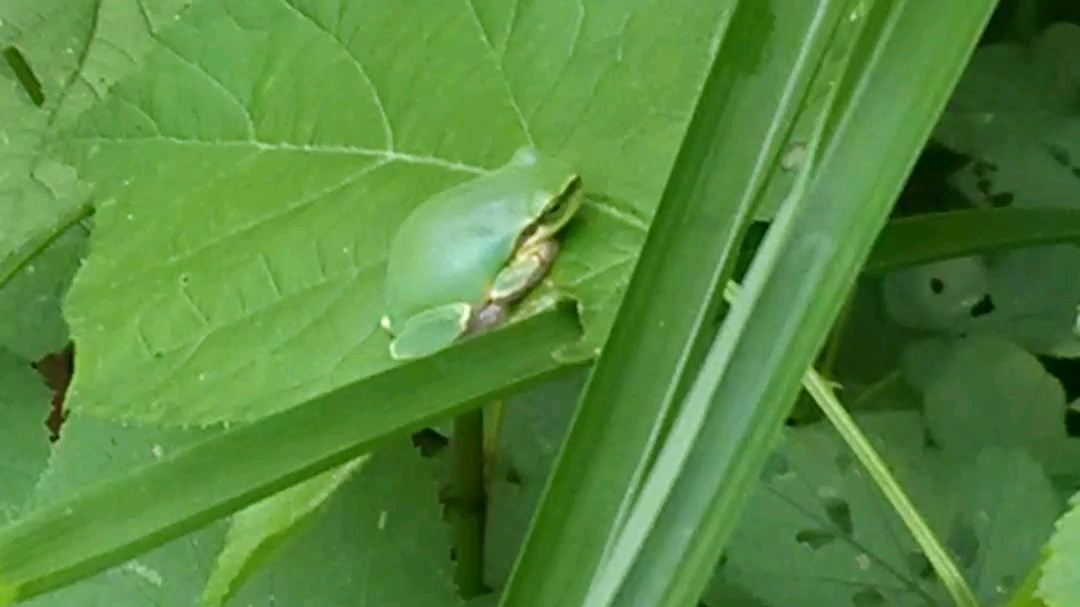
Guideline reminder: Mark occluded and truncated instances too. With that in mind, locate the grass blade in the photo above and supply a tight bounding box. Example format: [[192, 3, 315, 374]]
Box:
[[498, 2, 855, 606], [866, 207, 1080, 274], [586, 1, 996, 606], [0, 308, 580, 605]]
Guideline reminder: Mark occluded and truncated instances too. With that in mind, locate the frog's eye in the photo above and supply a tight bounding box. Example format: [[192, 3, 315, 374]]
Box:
[[538, 176, 583, 223]]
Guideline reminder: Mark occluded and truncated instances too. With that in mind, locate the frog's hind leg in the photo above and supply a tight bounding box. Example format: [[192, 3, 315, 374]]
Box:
[[472, 239, 560, 335], [489, 239, 560, 303], [388, 303, 472, 360]]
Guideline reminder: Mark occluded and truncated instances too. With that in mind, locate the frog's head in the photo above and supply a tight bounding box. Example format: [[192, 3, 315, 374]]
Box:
[[510, 147, 584, 250]]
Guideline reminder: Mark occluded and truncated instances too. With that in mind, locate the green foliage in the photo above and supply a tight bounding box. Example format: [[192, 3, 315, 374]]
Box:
[[199, 455, 369, 607], [4, 0, 1080, 606]]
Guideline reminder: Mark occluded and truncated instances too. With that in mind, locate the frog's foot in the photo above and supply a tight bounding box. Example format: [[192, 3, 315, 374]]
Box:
[[379, 314, 393, 333], [490, 239, 560, 304], [388, 303, 472, 361], [469, 302, 509, 334]]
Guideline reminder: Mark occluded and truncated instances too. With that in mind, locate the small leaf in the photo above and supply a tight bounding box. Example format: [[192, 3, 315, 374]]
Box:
[[224, 444, 461, 606], [199, 456, 368, 607], [921, 334, 1066, 462], [955, 448, 1060, 603]]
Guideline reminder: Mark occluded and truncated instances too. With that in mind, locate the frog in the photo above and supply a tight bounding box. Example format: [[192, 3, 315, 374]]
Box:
[[380, 147, 583, 360]]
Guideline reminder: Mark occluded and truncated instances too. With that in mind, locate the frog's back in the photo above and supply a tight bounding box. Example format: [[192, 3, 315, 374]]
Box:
[[384, 174, 536, 327]]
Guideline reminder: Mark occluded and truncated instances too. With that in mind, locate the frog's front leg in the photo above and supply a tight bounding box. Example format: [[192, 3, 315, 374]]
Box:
[[469, 239, 560, 334], [388, 302, 473, 360]]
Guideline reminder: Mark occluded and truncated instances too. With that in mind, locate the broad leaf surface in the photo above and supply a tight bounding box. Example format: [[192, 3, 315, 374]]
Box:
[[901, 334, 1080, 482], [54, 0, 729, 424], [920, 334, 1065, 462]]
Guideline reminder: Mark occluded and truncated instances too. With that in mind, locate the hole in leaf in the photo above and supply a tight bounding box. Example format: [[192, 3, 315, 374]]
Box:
[[1072, 166, 1080, 180], [996, 574, 1016, 595], [905, 551, 935, 581], [946, 516, 980, 569], [2, 46, 44, 107], [1039, 356, 1080, 403], [760, 452, 790, 482], [988, 192, 1014, 207], [929, 278, 944, 294], [1065, 407, 1080, 437], [970, 295, 995, 317], [823, 497, 853, 536], [504, 465, 522, 485], [976, 178, 993, 196], [1045, 143, 1071, 167], [410, 427, 448, 457], [716, 552, 729, 569], [851, 587, 887, 607], [834, 451, 855, 473], [973, 160, 998, 176], [795, 529, 835, 549], [923, 425, 940, 449]]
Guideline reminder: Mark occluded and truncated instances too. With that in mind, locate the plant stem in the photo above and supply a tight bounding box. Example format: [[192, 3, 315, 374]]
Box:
[[450, 407, 487, 598]]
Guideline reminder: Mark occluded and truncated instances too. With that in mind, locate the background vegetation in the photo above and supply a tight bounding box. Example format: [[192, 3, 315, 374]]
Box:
[[1, 0, 1079, 606]]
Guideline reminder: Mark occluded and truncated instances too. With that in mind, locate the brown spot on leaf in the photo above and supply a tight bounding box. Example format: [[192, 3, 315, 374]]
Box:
[[31, 342, 74, 442]]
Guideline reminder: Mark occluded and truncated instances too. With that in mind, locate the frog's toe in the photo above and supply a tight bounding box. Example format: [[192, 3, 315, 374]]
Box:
[[380, 315, 393, 333], [388, 303, 472, 361]]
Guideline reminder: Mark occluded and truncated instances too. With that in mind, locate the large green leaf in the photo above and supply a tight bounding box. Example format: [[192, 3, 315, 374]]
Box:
[[53, 0, 729, 425]]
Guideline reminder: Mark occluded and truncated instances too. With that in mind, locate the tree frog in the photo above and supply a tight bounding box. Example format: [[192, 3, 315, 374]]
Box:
[[380, 147, 583, 360]]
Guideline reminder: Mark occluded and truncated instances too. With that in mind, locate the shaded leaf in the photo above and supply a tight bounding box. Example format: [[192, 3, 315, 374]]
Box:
[[225, 444, 461, 606], [921, 334, 1065, 462], [720, 412, 955, 607], [199, 456, 367, 607]]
